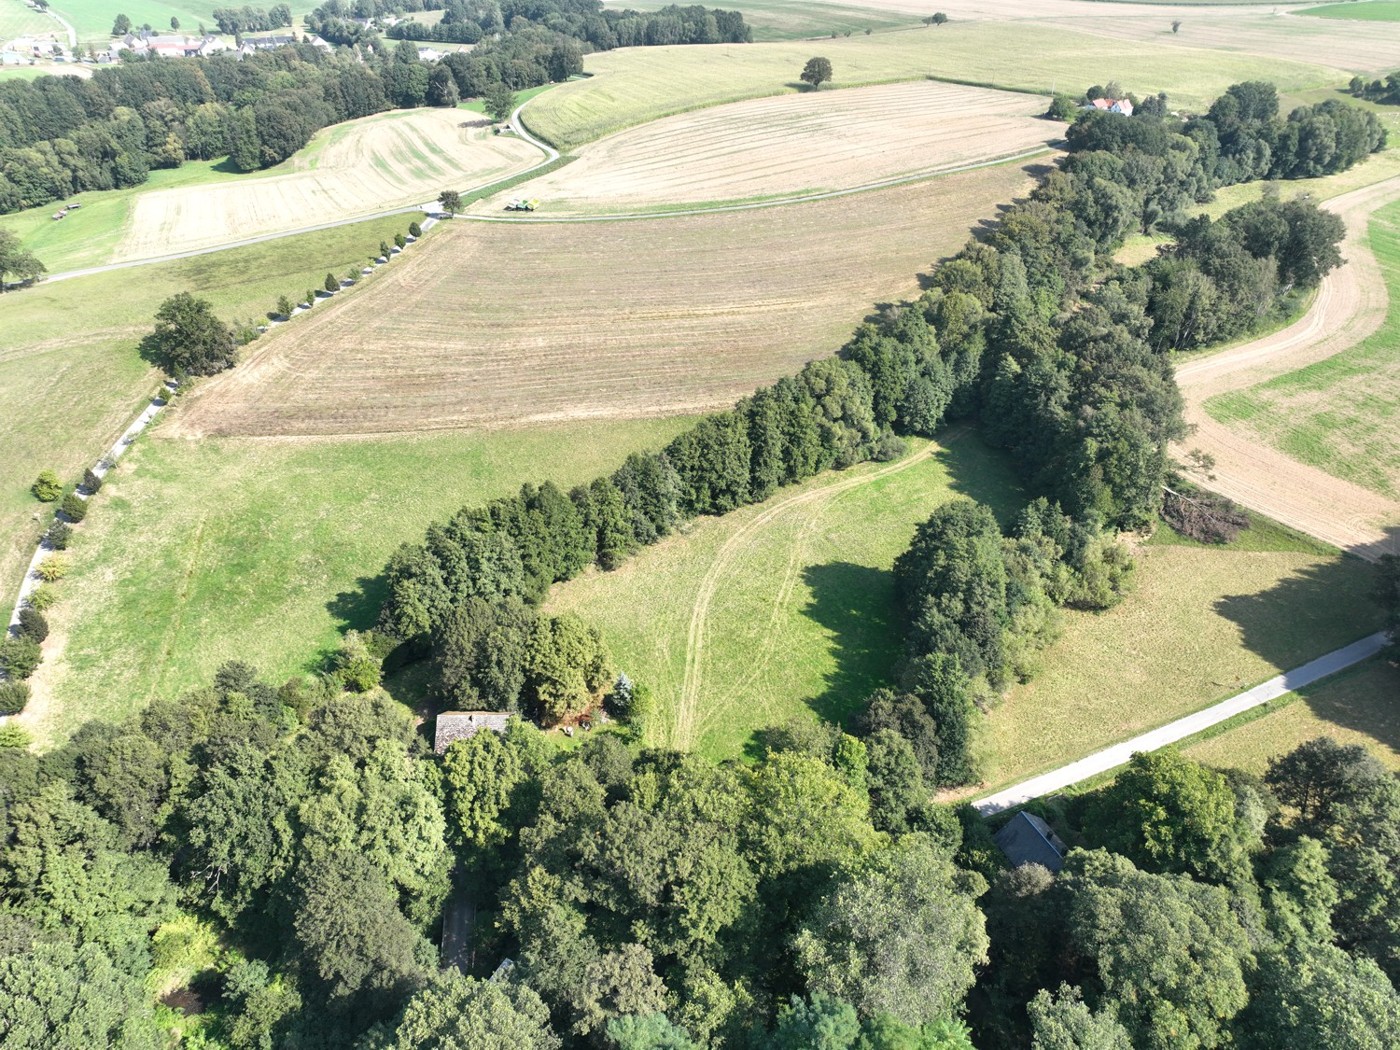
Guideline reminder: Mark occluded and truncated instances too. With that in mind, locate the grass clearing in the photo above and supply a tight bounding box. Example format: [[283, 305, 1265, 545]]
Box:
[[524, 23, 1340, 149], [0, 0, 62, 41], [48, 0, 250, 44], [170, 158, 1039, 438], [0, 214, 416, 610], [27, 416, 693, 747], [548, 433, 1024, 761], [1184, 657, 1400, 772], [1204, 201, 1400, 497], [483, 80, 1054, 213], [971, 541, 1380, 794], [1296, 1, 1400, 21]]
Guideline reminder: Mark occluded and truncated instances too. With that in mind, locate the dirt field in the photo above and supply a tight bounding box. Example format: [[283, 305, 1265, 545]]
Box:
[[117, 109, 541, 261], [479, 81, 1053, 213], [168, 159, 1041, 438], [1176, 175, 1400, 561]]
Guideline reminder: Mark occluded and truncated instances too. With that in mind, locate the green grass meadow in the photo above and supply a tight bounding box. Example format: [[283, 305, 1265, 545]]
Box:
[[972, 535, 1381, 795], [1296, 1, 1400, 21], [0, 0, 60, 41], [1205, 201, 1400, 497], [549, 434, 1025, 762], [33, 416, 695, 746], [46, 0, 304, 45], [604, 0, 914, 40], [1184, 657, 1400, 773], [0, 214, 416, 616]]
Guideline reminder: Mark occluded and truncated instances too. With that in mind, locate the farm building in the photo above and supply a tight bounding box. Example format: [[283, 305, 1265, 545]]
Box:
[[994, 811, 1067, 872], [434, 710, 511, 754], [1088, 97, 1134, 116]]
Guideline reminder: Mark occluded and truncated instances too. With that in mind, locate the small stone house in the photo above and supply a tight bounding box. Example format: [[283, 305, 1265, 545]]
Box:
[[433, 710, 511, 754]]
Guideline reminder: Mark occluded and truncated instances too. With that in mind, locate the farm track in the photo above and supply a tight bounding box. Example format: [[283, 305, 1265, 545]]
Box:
[[671, 440, 951, 751], [1176, 175, 1400, 561]]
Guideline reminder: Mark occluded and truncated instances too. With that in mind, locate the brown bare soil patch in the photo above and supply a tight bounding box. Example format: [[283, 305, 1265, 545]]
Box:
[[118, 109, 540, 260], [1175, 175, 1400, 560], [480, 80, 1053, 213], [169, 160, 1041, 439]]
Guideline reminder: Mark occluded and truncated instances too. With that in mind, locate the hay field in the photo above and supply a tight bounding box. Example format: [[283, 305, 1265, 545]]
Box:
[[26, 416, 692, 746], [0, 215, 412, 614], [1206, 204, 1400, 498], [524, 23, 1342, 149], [169, 159, 1039, 438], [548, 434, 1024, 761], [1184, 658, 1400, 774], [0, 1, 62, 42], [1297, 1, 1400, 20], [480, 80, 1053, 213], [970, 542, 1380, 794], [116, 109, 541, 261]]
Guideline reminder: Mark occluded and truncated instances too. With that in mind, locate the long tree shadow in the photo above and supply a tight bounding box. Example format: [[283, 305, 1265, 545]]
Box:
[[931, 429, 1027, 527], [797, 561, 903, 730]]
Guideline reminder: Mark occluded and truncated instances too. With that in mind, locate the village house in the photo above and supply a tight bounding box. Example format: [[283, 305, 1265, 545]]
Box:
[[1088, 96, 1135, 116]]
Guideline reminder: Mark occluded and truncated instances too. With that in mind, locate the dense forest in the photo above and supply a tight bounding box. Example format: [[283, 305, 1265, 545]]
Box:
[[1, 80, 1393, 1046]]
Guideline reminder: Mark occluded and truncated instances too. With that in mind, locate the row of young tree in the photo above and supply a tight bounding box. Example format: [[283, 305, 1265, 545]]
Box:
[[211, 4, 294, 34], [3, 648, 1396, 1048], [1349, 72, 1400, 106]]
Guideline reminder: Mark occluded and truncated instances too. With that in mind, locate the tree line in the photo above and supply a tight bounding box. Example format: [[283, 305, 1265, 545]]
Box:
[[211, 5, 294, 34], [381, 0, 751, 49], [1350, 72, 1400, 106]]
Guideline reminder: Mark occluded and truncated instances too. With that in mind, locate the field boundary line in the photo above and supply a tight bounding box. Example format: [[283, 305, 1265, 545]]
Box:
[[973, 630, 1389, 815]]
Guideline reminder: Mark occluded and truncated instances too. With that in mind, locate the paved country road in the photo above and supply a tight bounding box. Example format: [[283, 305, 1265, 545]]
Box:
[[973, 631, 1389, 815]]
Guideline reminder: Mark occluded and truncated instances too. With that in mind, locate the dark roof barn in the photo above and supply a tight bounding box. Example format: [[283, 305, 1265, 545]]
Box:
[[994, 811, 1067, 873]]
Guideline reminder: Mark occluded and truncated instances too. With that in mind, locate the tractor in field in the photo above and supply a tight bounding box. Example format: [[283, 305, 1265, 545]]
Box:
[[504, 198, 539, 212]]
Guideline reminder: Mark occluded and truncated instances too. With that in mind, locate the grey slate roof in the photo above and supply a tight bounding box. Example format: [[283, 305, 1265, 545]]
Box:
[[994, 811, 1067, 873], [434, 710, 511, 754]]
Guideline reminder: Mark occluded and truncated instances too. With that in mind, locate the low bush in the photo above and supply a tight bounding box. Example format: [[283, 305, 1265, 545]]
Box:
[[27, 585, 57, 611], [324, 273, 339, 293], [83, 467, 103, 494], [277, 295, 294, 318], [18, 607, 47, 643], [394, 233, 406, 249], [408, 220, 422, 238], [44, 521, 72, 550], [37, 554, 70, 582], [31, 470, 62, 502], [61, 492, 87, 523], [0, 724, 30, 748], [380, 241, 390, 257], [0, 680, 30, 716], [0, 637, 41, 679]]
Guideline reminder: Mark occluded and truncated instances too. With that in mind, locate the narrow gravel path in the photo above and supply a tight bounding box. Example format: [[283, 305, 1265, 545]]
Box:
[[974, 631, 1389, 814]]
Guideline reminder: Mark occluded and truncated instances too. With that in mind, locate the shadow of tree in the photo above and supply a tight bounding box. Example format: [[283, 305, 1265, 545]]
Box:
[[326, 573, 387, 635], [1296, 658, 1400, 757], [798, 561, 903, 728], [933, 430, 1027, 527]]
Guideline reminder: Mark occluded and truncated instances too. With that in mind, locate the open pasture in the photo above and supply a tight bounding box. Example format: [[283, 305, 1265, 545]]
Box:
[[1204, 201, 1400, 499], [969, 541, 1380, 795], [27, 416, 692, 746], [524, 22, 1342, 149], [0, 0, 63, 42], [1184, 658, 1400, 773], [548, 434, 1024, 761], [116, 108, 540, 261], [1296, 1, 1400, 20], [169, 158, 1039, 438], [481, 80, 1053, 213], [47, 0, 249, 43], [0, 214, 411, 612]]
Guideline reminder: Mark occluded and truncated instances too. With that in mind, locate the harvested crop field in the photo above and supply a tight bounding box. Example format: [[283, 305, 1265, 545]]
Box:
[[169, 159, 1041, 438], [117, 109, 542, 261], [480, 80, 1053, 213]]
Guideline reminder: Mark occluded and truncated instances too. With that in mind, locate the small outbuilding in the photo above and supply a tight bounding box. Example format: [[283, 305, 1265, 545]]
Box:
[[433, 710, 511, 754], [994, 811, 1067, 873]]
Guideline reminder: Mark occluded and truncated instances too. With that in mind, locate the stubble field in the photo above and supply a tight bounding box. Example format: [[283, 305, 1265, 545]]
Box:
[[168, 158, 1041, 438], [478, 80, 1054, 213], [117, 109, 542, 261]]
